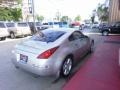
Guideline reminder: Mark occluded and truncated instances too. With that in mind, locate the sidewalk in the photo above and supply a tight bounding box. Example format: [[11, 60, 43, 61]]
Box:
[[63, 36, 120, 90]]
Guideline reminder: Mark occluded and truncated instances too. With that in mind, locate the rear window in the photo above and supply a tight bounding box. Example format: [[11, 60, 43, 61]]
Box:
[[6, 23, 15, 27], [0, 23, 5, 28], [94, 22, 98, 24], [43, 23, 48, 25], [17, 23, 28, 27], [54, 22, 59, 25], [36, 22, 41, 26], [31, 30, 66, 42]]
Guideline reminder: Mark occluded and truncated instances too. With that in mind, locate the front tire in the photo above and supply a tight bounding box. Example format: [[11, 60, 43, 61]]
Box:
[[10, 32, 15, 39], [102, 31, 109, 36], [60, 56, 73, 77]]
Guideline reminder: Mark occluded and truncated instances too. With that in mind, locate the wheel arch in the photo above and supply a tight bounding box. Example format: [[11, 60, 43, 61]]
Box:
[[53, 53, 74, 77]]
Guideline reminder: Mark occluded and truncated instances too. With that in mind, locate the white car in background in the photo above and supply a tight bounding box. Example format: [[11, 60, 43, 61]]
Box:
[[6, 22, 31, 39], [91, 22, 99, 29], [0, 22, 9, 40]]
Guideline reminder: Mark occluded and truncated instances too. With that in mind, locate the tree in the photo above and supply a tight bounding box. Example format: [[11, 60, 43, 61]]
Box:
[[36, 15, 44, 22], [97, 4, 109, 22], [0, 7, 22, 21], [91, 15, 95, 24], [10, 8, 22, 21], [74, 15, 81, 21], [0, 8, 9, 21], [60, 16, 69, 22], [55, 11, 61, 21], [17, 0, 22, 4]]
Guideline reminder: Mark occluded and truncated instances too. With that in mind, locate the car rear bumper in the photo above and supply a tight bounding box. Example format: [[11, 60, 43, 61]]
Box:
[[11, 57, 57, 76]]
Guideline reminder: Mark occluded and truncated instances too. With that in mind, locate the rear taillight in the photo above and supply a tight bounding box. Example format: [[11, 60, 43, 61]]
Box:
[[37, 46, 59, 59]]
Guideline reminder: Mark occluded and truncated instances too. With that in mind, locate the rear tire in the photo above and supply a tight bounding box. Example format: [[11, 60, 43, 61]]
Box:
[[102, 31, 109, 36], [60, 56, 73, 77], [10, 32, 15, 39]]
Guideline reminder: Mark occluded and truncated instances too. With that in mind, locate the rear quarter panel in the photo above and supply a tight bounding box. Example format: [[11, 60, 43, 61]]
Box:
[[50, 39, 76, 74]]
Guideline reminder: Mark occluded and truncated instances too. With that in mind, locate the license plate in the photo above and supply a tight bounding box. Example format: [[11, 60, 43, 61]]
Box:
[[20, 54, 28, 63]]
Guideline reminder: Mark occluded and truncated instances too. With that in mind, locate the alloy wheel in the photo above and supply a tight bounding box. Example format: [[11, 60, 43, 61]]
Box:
[[62, 58, 73, 76]]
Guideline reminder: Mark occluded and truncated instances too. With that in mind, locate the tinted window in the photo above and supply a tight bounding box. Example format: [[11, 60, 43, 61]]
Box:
[[54, 22, 59, 25], [63, 22, 67, 25], [69, 31, 83, 41], [31, 30, 66, 42], [43, 23, 48, 25], [6, 23, 15, 27], [94, 22, 98, 24], [0, 23, 5, 28], [17, 23, 28, 27], [36, 22, 41, 26], [48, 22, 53, 25]]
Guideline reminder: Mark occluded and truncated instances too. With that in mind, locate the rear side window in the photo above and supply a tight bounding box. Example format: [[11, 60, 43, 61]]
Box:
[[17, 23, 28, 27], [6, 23, 15, 27], [69, 31, 84, 41], [43, 23, 48, 25], [0, 23, 5, 28], [54, 22, 59, 25], [31, 30, 66, 42]]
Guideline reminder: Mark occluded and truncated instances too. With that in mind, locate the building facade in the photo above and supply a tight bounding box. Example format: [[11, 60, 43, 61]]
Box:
[[109, 0, 120, 23], [22, 0, 33, 21]]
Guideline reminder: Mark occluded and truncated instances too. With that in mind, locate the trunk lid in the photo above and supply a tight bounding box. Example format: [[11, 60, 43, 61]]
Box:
[[15, 40, 50, 54]]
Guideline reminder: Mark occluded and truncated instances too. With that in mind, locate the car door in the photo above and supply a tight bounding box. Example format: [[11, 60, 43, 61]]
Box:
[[73, 31, 90, 58], [68, 33, 81, 61]]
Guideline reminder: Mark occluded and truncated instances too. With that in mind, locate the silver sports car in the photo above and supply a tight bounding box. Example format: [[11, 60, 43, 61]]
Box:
[[12, 28, 94, 77]]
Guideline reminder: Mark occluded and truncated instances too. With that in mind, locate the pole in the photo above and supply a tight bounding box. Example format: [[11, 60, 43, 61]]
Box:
[[32, 0, 36, 33]]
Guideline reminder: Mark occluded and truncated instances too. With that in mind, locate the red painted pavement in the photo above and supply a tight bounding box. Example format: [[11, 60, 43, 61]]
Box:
[[63, 36, 120, 90]]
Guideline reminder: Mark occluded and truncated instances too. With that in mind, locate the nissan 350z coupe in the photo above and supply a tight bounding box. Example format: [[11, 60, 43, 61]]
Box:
[[12, 28, 94, 77]]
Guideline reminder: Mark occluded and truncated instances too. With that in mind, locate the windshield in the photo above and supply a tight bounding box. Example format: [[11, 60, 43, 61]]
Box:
[[6, 23, 15, 27], [0, 23, 5, 28], [31, 30, 66, 42], [17, 23, 28, 27], [36, 22, 41, 26]]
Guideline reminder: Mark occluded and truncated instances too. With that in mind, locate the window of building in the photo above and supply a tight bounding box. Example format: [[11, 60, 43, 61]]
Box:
[[28, 0, 32, 4], [29, 7, 32, 14]]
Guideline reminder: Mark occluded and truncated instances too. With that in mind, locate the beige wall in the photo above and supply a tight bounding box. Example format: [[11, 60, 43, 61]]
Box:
[[109, 0, 120, 23]]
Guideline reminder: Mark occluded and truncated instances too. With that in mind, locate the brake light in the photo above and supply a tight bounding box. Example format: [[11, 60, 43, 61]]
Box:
[[37, 46, 59, 59]]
